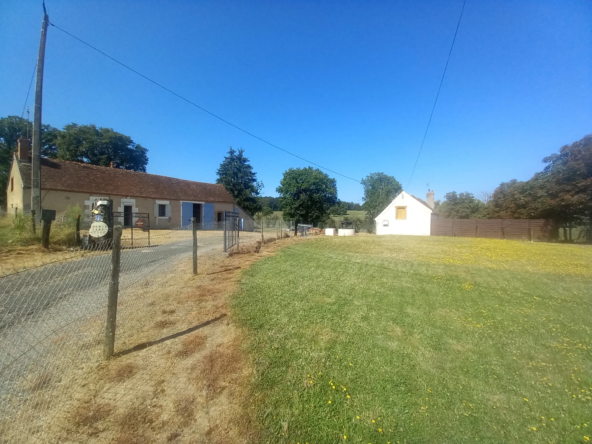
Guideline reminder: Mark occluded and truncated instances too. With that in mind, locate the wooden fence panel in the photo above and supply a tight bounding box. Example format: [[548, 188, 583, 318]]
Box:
[[431, 218, 550, 241]]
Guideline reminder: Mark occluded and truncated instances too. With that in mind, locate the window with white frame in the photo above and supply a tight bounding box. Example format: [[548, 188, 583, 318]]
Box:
[[155, 200, 171, 219]]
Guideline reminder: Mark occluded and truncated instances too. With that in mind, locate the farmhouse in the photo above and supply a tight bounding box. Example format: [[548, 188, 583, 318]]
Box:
[[6, 138, 254, 230], [375, 190, 435, 235]]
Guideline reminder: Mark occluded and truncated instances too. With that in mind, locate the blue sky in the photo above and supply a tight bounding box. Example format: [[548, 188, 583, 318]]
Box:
[[1, 0, 591, 204]]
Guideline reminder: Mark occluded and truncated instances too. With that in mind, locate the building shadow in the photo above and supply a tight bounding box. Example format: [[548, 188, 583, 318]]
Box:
[[114, 314, 227, 358]]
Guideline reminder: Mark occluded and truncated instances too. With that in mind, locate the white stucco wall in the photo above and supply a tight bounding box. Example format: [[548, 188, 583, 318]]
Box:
[[375, 191, 432, 236]]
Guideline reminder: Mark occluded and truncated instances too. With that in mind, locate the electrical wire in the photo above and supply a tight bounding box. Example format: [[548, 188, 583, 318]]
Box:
[[48, 21, 361, 183], [21, 62, 37, 119], [407, 0, 467, 188]]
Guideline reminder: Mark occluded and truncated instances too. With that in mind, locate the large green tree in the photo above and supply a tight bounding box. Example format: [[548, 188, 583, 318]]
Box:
[[438, 191, 487, 219], [216, 147, 262, 216], [361, 172, 402, 231], [0, 116, 60, 207], [277, 167, 338, 234], [488, 134, 592, 242], [57, 124, 148, 171]]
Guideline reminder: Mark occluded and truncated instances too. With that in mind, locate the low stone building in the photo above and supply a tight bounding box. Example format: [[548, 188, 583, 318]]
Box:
[[6, 138, 254, 231]]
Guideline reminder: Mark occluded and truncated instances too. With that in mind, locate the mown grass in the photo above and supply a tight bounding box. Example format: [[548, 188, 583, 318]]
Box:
[[232, 236, 592, 443]]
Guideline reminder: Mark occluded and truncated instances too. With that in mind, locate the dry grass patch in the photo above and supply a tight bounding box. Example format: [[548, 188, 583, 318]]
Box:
[[1, 234, 307, 443], [105, 362, 138, 383], [70, 400, 113, 428]]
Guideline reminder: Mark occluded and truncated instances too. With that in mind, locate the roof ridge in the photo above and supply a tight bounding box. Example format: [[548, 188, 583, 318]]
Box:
[[45, 158, 226, 187]]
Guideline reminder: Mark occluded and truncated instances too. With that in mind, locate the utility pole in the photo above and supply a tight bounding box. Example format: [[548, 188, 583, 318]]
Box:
[[32, 3, 49, 223]]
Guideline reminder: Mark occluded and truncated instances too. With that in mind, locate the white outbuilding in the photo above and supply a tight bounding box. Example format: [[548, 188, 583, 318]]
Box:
[[375, 190, 435, 236]]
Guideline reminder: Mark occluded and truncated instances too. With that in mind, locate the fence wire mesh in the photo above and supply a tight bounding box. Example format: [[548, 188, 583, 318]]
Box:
[[0, 227, 231, 443]]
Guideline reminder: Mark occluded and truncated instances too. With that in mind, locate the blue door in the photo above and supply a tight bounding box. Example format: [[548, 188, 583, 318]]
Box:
[[181, 202, 193, 228], [203, 203, 214, 229]]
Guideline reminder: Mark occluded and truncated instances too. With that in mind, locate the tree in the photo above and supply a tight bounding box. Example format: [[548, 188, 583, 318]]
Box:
[[256, 196, 281, 211], [438, 191, 487, 219], [343, 201, 363, 211], [216, 147, 262, 216], [361, 172, 402, 231], [57, 124, 148, 171], [0, 115, 60, 207], [328, 201, 348, 216], [478, 191, 492, 204], [277, 167, 338, 234], [260, 206, 273, 217], [488, 134, 592, 242]]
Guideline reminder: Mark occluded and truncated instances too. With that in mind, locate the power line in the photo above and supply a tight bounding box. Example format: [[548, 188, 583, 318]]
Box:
[[48, 22, 361, 184], [21, 62, 37, 119], [407, 0, 467, 188]]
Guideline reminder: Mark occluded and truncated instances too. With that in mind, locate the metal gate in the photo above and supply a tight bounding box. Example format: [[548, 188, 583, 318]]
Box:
[[223, 211, 239, 252]]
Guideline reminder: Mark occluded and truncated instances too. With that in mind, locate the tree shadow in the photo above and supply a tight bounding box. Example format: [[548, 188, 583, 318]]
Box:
[[114, 314, 227, 358]]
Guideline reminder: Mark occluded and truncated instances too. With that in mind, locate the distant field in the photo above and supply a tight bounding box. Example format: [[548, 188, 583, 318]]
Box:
[[233, 235, 592, 443], [272, 210, 367, 222]]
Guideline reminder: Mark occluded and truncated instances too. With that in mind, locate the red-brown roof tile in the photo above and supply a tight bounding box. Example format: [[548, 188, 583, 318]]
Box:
[[19, 158, 235, 203]]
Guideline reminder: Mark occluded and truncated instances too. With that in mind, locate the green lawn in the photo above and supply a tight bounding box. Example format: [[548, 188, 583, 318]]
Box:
[[233, 236, 592, 443]]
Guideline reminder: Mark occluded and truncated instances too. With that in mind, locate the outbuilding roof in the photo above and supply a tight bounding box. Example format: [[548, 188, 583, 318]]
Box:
[[408, 193, 433, 211], [15, 157, 235, 203]]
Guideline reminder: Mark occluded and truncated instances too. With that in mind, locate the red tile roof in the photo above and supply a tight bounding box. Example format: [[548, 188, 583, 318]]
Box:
[[18, 158, 235, 203]]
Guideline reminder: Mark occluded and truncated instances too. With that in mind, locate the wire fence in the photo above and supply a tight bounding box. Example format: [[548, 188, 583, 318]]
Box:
[[0, 226, 230, 442]]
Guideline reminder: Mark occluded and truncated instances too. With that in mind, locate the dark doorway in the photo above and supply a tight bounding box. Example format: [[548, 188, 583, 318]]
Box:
[[193, 204, 202, 224], [123, 205, 133, 227]]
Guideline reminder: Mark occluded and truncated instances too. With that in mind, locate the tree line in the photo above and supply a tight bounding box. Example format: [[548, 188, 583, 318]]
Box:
[[435, 134, 591, 241]]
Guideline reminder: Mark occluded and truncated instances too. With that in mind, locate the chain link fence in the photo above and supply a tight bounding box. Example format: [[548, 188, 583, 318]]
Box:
[[0, 224, 233, 442]]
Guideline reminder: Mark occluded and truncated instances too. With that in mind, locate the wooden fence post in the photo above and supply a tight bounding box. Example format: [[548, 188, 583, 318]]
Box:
[[41, 219, 52, 249], [31, 210, 36, 235], [192, 217, 197, 275], [104, 225, 122, 359], [475, 224, 479, 238], [75, 214, 81, 245]]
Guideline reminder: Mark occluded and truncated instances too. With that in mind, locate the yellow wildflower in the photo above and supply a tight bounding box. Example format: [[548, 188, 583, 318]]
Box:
[[523, 398, 529, 402]]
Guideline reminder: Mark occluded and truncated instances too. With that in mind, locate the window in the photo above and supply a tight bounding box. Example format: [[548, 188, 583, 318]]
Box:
[[217, 212, 223, 222], [395, 206, 407, 220], [10, 177, 14, 192], [383, 220, 389, 227], [158, 204, 167, 217]]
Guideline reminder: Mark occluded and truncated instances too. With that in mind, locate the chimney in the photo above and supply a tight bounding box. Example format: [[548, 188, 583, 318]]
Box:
[[17, 138, 31, 162], [427, 189, 435, 209]]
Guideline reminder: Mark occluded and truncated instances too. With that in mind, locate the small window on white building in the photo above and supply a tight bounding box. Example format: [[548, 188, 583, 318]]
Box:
[[383, 220, 389, 227], [396, 206, 407, 220], [158, 204, 167, 217]]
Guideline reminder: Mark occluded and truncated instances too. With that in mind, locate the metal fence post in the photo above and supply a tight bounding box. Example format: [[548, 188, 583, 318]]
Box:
[[104, 225, 122, 359], [192, 217, 198, 275], [223, 215, 227, 252]]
